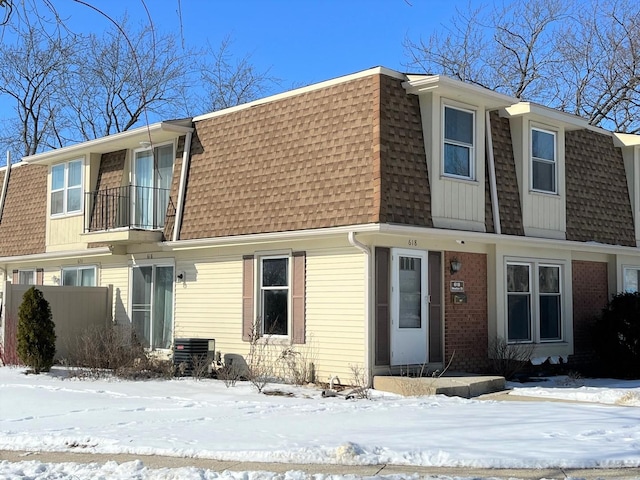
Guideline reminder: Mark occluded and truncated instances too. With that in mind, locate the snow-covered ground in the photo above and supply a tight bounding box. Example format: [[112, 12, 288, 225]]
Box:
[[1, 366, 639, 479]]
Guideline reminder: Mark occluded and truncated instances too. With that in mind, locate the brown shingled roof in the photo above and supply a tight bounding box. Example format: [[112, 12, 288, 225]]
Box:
[[0, 164, 47, 257], [377, 75, 432, 227], [179, 75, 380, 240], [490, 111, 524, 236], [565, 129, 636, 246]]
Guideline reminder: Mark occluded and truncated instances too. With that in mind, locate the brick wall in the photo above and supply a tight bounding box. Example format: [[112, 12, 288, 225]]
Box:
[[443, 251, 489, 373], [570, 260, 608, 371]]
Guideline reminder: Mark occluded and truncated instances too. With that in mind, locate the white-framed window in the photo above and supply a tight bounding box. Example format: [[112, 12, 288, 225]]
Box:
[[61, 266, 96, 286], [51, 159, 83, 215], [17, 270, 35, 285], [443, 104, 475, 179], [507, 261, 562, 343], [531, 127, 557, 193], [259, 256, 289, 336], [623, 267, 640, 293]]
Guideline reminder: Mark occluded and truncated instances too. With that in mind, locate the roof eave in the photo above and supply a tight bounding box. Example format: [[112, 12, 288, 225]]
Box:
[[22, 120, 194, 165]]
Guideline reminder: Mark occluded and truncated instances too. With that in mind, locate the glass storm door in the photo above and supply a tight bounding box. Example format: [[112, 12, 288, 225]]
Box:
[[131, 265, 174, 350], [390, 249, 428, 365]]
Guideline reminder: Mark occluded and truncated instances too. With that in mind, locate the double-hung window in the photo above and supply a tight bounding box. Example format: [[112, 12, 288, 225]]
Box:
[[242, 253, 306, 344], [443, 105, 475, 179], [260, 256, 289, 336], [51, 160, 82, 215], [531, 127, 557, 193], [17, 270, 35, 285], [61, 266, 96, 286], [623, 267, 640, 293], [507, 262, 562, 343]]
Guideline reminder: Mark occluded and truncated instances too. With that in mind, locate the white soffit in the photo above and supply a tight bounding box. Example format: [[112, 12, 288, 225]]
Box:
[[402, 74, 517, 109]]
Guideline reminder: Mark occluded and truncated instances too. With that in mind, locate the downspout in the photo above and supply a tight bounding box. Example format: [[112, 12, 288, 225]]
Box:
[[348, 231, 372, 385], [0, 152, 11, 223], [172, 131, 193, 242], [485, 111, 501, 234], [0, 153, 11, 339]]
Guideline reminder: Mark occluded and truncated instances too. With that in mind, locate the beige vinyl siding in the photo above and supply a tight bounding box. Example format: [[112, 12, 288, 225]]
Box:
[[173, 256, 243, 353], [170, 247, 366, 383], [305, 248, 366, 382], [99, 262, 129, 325], [46, 215, 86, 251]]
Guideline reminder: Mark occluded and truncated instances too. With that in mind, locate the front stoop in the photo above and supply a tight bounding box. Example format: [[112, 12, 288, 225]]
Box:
[[373, 375, 505, 398]]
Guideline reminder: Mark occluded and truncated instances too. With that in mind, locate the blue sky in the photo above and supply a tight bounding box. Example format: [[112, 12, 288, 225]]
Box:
[[55, 0, 469, 89], [0, 0, 482, 159]]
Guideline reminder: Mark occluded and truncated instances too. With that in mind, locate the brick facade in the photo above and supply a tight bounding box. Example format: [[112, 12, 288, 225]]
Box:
[[570, 260, 609, 371], [443, 251, 489, 373]]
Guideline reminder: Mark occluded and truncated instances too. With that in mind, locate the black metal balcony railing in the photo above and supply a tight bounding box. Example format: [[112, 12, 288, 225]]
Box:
[[85, 185, 175, 232]]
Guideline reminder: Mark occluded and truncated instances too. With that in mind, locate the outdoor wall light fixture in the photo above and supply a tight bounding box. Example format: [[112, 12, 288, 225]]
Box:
[[52, 275, 60, 285], [450, 258, 462, 275], [139, 141, 151, 148]]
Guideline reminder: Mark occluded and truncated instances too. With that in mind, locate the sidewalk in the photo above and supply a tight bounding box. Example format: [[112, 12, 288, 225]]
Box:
[[2, 450, 640, 479]]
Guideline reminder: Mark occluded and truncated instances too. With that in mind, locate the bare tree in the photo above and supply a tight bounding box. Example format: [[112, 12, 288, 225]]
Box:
[[197, 35, 279, 114], [404, 0, 640, 133], [0, 1, 279, 158], [62, 17, 193, 143], [0, 21, 73, 155]]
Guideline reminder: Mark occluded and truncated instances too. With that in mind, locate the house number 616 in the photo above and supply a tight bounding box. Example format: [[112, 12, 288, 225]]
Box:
[[408, 239, 418, 247]]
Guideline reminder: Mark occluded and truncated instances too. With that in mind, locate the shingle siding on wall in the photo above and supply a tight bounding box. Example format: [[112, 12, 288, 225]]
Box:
[[565, 130, 635, 246], [490, 112, 524, 236], [179, 76, 378, 240], [95, 150, 126, 191], [0, 164, 47, 257], [377, 75, 432, 227]]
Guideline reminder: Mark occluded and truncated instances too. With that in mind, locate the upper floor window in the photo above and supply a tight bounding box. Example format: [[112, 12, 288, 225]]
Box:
[[260, 256, 289, 336], [507, 261, 562, 343], [531, 127, 557, 193], [443, 105, 475, 179], [62, 266, 96, 286], [51, 159, 82, 215]]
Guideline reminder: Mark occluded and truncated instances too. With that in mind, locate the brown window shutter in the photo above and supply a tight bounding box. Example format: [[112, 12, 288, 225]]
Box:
[[36, 268, 44, 285], [242, 255, 255, 341], [375, 247, 390, 365], [428, 251, 443, 363], [291, 251, 306, 344], [12, 270, 18, 284]]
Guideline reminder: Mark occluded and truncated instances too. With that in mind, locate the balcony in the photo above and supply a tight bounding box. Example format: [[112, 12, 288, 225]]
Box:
[[82, 185, 175, 245]]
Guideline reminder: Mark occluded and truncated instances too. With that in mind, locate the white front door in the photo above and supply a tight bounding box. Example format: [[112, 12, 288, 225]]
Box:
[[390, 249, 428, 365]]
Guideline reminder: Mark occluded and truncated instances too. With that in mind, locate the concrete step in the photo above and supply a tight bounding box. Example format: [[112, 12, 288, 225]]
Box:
[[373, 374, 505, 398]]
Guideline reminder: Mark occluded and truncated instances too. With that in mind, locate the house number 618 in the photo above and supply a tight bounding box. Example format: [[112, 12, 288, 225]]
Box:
[[408, 239, 418, 247]]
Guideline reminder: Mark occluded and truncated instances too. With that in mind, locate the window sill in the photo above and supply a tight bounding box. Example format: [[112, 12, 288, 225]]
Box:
[[440, 175, 478, 185], [50, 211, 84, 219], [257, 335, 291, 346]]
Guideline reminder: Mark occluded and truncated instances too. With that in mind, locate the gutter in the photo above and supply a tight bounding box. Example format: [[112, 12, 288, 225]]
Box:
[[348, 232, 372, 386], [0, 247, 112, 265], [172, 130, 193, 242], [485, 111, 501, 234], [0, 152, 11, 223], [163, 224, 381, 250]]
